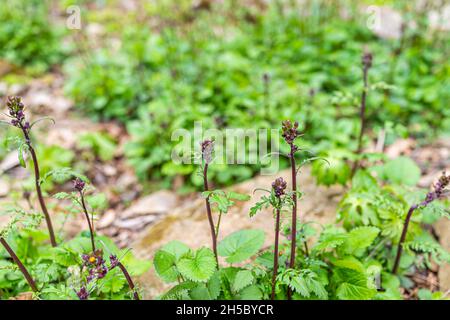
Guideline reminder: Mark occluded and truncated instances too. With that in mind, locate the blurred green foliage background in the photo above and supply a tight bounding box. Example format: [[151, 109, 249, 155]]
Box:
[[0, 0, 449, 190]]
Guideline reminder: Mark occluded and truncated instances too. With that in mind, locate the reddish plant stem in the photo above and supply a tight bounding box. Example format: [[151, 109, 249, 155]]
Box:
[[287, 146, 297, 300], [22, 127, 56, 247], [271, 208, 281, 300], [392, 205, 417, 274], [0, 237, 38, 292], [203, 163, 218, 266], [117, 262, 140, 300], [79, 191, 96, 252], [351, 62, 370, 178]]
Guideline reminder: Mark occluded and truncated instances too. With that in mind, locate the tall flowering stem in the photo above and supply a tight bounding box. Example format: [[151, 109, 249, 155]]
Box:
[[351, 51, 373, 177], [282, 120, 306, 300], [109, 255, 140, 300], [118, 261, 140, 300], [271, 177, 287, 300], [74, 178, 96, 252], [5, 96, 56, 247], [0, 237, 38, 292], [392, 172, 450, 274], [201, 139, 218, 266]]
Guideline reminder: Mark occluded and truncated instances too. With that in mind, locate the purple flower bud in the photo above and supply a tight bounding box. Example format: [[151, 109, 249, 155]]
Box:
[[362, 51, 373, 70], [420, 171, 450, 207], [97, 266, 108, 279], [74, 178, 85, 192], [23, 121, 30, 130], [76, 286, 89, 300], [109, 255, 119, 269], [272, 177, 287, 198], [281, 120, 300, 145], [201, 139, 214, 164], [11, 119, 18, 127]]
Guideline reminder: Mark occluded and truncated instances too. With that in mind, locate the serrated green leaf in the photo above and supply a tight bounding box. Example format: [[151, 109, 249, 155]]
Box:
[[227, 192, 250, 201], [160, 240, 190, 260], [238, 285, 262, 300], [342, 226, 380, 254], [232, 270, 254, 292], [177, 247, 217, 282], [334, 268, 376, 300], [153, 250, 179, 283], [218, 229, 265, 263]]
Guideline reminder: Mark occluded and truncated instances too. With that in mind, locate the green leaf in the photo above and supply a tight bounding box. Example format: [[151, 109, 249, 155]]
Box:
[[376, 157, 421, 186], [331, 256, 365, 272], [177, 247, 217, 282], [227, 192, 251, 201], [238, 285, 262, 300], [334, 268, 376, 300], [153, 250, 179, 283], [342, 226, 380, 254], [232, 270, 254, 292], [352, 170, 377, 190], [100, 269, 126, 293], [160, 240, 190, 260], [218, 229, 265, 263], [160, 281, 196, 300], [189, 272, 221, 300], [313, 228, 347, 253]]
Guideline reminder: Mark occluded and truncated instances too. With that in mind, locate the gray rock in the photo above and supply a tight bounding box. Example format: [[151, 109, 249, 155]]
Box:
[[121, 190, 179, 219]]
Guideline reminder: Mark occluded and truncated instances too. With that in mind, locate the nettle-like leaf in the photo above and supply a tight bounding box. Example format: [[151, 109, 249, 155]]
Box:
[[153, 250, 179, 283], [153, 240, 191, 283], [311, 153, 351, 187], [232, 270, 254, 292], [341, 226, 380, 255], [160, 281, 197, 300], [238, 285, 262, 300], [312, 228, 347, 254], [279, 269, 328, 300], [333, 268, 377, 300], [189, 271, 221, 300], [100, 269, 126, 293], [372, 157, 421, 186], [176, 247, 217, 282], [352, 170, 378, 191], [218, 229, 265, 263], [203, 190, 250, 214], [338, 190, 380, 228], [330, 256, 365, 273]]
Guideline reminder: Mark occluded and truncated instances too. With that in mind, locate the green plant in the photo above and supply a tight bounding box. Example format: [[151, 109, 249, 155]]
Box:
[[351, 50, 373, 176], [2, 96, 57, 246], [0, 100, 150, 300], [0, 0, 67, 73], [250, 177, 291, 299], [392, 172, 449, 274], [65, 1, 449, 188]]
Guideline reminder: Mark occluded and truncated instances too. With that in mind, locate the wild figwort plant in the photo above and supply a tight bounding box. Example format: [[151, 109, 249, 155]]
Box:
[[392, 171, 450, 274], [250, 177, 291, 300], [74, 178, 96, 252], [70, 179, 140, 300], [2, 96, 57, 246], [282, 120, 310, 299], [200, 139, 219, 265], [351, 51, 373, 177]]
